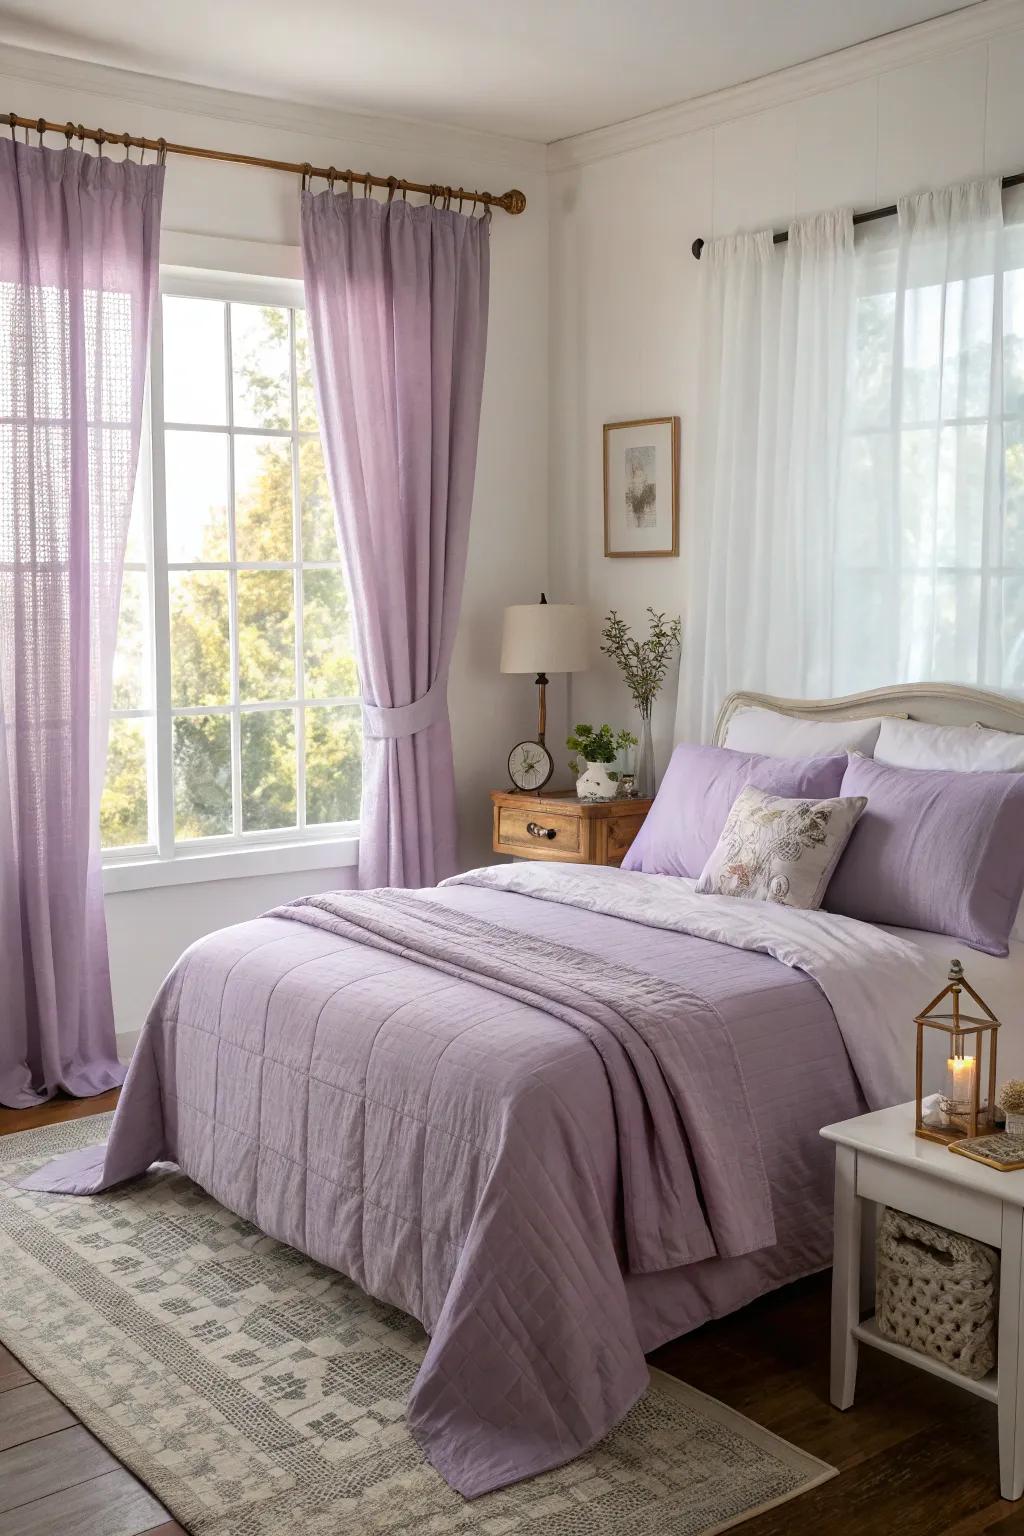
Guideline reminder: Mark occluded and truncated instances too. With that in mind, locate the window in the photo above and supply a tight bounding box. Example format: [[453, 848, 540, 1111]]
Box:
[[101, 281, 361, 861], [834, 204, 1024, 696]]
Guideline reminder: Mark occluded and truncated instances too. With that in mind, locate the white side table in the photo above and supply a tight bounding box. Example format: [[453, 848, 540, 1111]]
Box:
[[822, 1103, 1024, 1501]]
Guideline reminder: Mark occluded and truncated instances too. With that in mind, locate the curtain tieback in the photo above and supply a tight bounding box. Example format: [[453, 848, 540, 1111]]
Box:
[[362, 677, 448, 740]]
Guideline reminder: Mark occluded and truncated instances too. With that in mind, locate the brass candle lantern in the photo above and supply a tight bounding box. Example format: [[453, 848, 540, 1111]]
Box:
[[915, 959, 1000, 1144]]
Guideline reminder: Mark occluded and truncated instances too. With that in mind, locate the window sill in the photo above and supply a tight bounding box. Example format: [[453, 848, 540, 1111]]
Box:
[[102, 835, 359, 894]]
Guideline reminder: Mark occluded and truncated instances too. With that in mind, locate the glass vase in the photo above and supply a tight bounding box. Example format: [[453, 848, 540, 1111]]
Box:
[[636, 713, 655, 798]]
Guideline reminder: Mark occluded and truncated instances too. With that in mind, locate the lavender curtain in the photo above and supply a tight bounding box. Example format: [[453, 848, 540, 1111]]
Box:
[[0, 140, 163, 1107], [300, 191, 490, 888]]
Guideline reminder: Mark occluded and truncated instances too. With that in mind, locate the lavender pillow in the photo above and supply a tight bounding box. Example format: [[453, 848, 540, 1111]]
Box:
[[621, 743, 848, 879], [825, 754, 1024, 955]]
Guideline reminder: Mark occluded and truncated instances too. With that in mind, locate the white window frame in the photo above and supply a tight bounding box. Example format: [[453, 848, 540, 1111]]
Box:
[[103, 267, 360, 890]]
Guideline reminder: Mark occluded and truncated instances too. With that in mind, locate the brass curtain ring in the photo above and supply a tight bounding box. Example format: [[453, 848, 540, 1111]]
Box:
[[363, 171, 372, 197], [122, 131, 132, 161], [96, 128, 105, 157], [386, 175, 398, 203], [64, 121, 74, 146], [7, 113, 15, 142], [36, 117, 45, 146], [156, 137, 167, 166], [300, 161, 312, 192]]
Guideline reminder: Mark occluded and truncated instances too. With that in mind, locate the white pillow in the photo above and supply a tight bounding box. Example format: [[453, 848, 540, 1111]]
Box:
[[722, 704, 884, 760], [875, 716, 1024, 772], [695, 785, 867, 909]]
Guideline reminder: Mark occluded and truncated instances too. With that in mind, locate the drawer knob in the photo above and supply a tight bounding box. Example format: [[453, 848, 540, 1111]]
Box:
[[526, 821, 556, 840]]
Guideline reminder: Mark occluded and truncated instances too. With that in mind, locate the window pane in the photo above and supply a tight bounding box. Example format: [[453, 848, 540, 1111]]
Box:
[[165, 430, 229, 562], [939, 273, 995, 421], [163, 296, 226, 425], [299, 437, 337, 562], [1005, 267, 1024, 414], [850, 291, 895, 430], [994, 577, 1024, 689], [836, 433, 892, 569], [901, 570, 981, 681], [101, 718, 149, 848], [241, 708, 296, 830], [303, 569, 358, 698], [306, 705, 361, 825], [231, 304, 291, 430], [173, 714, 232, 839], [112, 571, 149, 711], [124, 417, 150, 565], [1004, 421, 1024, 569], [235, 436, 293, 561], [170, 571, 230, 706], [238, 569, 295, 701], [832, 573, 894, 694], [294, 310, 318, 431]]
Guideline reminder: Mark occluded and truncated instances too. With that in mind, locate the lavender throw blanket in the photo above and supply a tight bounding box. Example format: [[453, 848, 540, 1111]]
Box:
[[21, 877, 904, 1496], [279, 890, 773, 1272]]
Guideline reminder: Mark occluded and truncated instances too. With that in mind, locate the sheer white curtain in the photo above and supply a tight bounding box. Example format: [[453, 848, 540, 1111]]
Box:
[[678, 211, 854, 741], [836, 178, 1018, 694], [678, 177, 1024, 742]]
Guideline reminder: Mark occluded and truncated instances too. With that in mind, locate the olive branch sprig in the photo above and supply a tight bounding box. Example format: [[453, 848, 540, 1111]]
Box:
[[600, 608, 681, 719]]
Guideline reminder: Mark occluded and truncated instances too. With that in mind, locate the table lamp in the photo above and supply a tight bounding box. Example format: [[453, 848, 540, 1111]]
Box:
[[500, 593, 590, 791]]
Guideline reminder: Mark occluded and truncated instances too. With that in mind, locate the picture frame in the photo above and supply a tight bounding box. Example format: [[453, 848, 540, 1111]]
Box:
[[603, 416, 680, 559]]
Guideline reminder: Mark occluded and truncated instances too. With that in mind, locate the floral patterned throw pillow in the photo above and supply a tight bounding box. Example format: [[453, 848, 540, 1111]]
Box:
[[695, 785, 868, 910]]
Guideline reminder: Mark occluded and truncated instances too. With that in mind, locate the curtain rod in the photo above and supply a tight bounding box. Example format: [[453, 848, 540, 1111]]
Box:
[[690, 170, 1024, 258], [4, 111, 527, 215]]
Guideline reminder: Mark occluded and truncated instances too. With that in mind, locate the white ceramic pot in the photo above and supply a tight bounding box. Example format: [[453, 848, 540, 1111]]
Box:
[[576, 760, 617, 801]]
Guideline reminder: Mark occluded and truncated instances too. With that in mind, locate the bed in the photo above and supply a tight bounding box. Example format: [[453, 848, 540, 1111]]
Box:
[[24, 682, 1024, 1498]]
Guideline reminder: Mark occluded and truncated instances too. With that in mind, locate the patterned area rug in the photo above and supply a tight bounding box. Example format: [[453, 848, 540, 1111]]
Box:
[[0, 1115, 834, 1535]]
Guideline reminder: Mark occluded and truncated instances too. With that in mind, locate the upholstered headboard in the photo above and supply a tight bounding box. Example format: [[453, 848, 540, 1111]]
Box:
[[712, 683, 1024, 746]]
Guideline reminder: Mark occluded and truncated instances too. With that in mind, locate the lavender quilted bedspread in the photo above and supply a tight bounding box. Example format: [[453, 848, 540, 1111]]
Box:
[[23, 877, 865, 1496]]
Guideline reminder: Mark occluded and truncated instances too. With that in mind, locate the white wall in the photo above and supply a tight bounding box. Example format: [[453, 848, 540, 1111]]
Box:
[[547, 0, 1024, 782], [15, 2, 1024, 1035], [0, 44, 550, 1032]]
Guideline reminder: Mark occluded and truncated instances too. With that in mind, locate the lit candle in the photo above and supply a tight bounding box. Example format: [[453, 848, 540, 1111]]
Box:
[[948, 1054, 976, 1111]]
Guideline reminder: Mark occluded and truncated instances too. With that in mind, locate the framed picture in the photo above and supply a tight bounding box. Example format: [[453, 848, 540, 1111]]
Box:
[[603, 416, 679, 558]]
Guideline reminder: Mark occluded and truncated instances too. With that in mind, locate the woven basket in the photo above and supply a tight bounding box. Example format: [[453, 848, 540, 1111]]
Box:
[[875, 1207, 999, 1380]]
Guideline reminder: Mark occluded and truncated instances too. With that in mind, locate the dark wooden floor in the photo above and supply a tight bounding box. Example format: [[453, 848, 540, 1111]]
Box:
[[3, 1093, 1024, 1534], [0, 1092, 183, 1536]]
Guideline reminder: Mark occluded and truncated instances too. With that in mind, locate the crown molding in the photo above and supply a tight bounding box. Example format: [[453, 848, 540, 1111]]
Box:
[[0, 41, 546, 175], [547, 0, 1024, 171]]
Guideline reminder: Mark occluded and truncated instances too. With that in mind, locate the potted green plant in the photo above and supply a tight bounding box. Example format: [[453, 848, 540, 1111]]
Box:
[[600, 608, 681, 797], [566, 723, 638, 801]]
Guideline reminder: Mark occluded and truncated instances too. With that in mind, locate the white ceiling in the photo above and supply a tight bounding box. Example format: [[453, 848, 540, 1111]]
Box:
[[0, 0, 979, 144]]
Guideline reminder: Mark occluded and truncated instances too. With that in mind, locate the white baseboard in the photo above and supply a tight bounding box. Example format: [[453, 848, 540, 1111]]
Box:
[[116, 1030, 141, 1067]]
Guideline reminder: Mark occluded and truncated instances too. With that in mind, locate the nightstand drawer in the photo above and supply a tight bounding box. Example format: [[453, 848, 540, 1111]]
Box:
[[602, 811, 648, 865], [495, 802, 586, 859], [857, 1155, 1002, 1247]]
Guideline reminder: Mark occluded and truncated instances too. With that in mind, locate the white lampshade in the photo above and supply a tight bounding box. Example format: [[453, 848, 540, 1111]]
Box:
[[500, 599, 590, 675]]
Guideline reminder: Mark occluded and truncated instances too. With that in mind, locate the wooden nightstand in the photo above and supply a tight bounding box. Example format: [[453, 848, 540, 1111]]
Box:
[[490, 789, 652, 867]]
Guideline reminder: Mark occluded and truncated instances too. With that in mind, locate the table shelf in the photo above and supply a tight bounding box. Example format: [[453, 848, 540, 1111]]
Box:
[[852, 1316, 998, 1403]]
